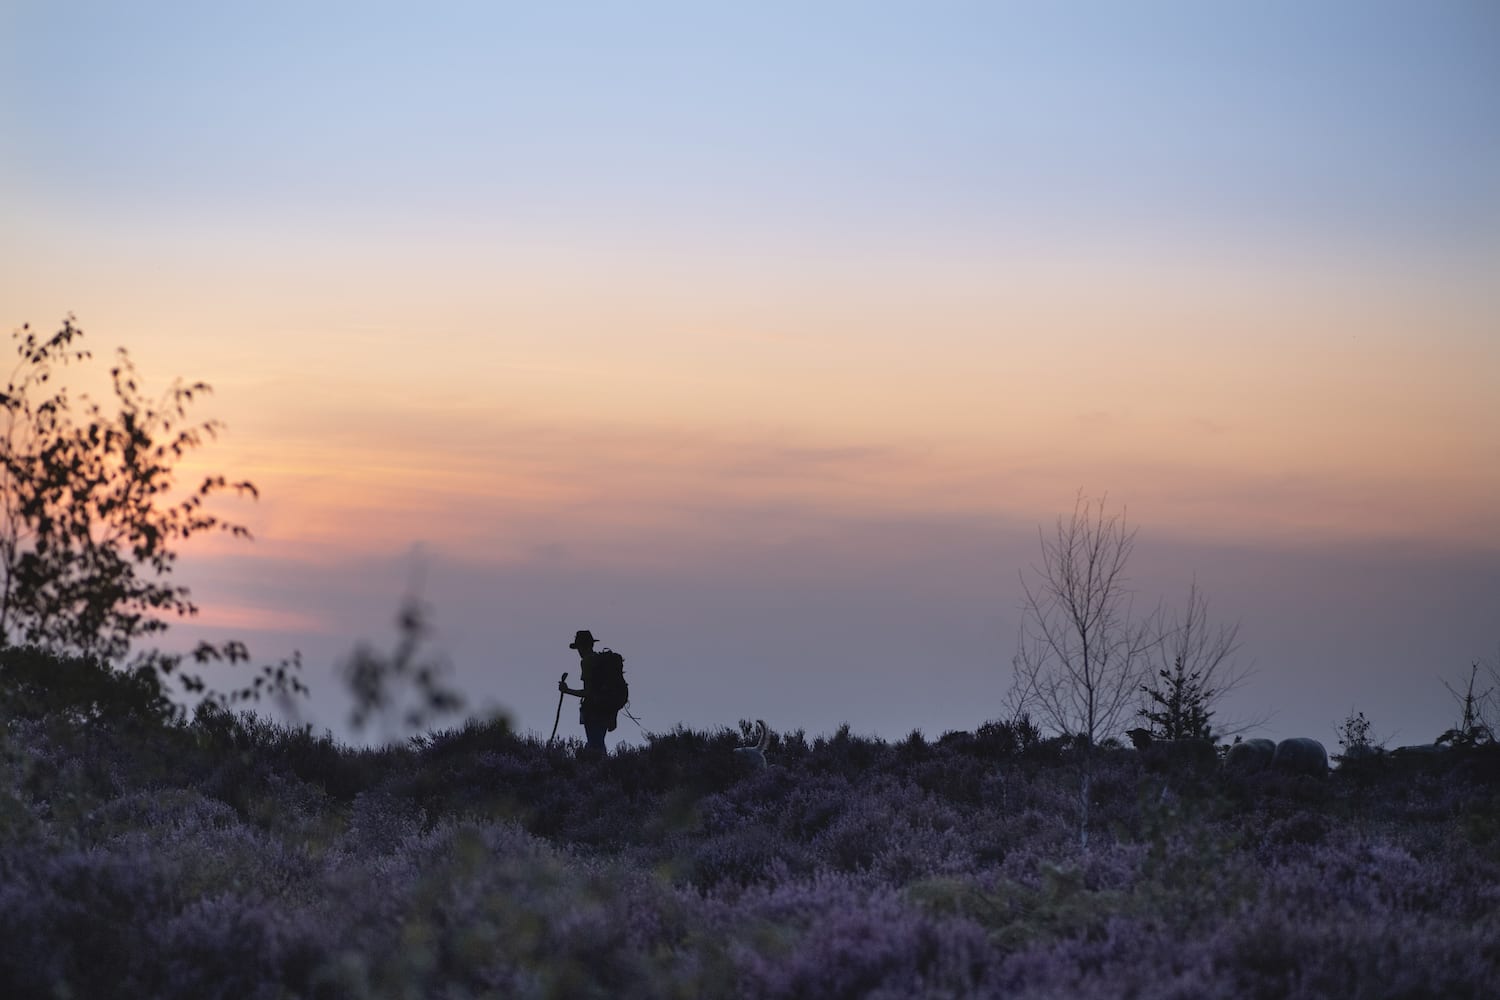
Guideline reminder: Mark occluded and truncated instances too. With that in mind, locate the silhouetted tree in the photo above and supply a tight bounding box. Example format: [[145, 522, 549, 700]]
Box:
[[1137, 580, 1254, 741], [1007, 492, 1160, 847], [0, 317, 304, 711], [1139, 656, 1215, 741], [1437, 661, 1495, 748], [1335, 709, 1378, 762]]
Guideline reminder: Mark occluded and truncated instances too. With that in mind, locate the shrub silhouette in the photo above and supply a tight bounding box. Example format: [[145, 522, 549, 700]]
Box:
[[0, 644, 174, 724], [0, 317, 304, 711], [341, 594, 466, 742]]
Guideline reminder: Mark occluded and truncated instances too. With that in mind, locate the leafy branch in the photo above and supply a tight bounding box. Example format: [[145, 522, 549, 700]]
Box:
[[0, 317, 305, 714]]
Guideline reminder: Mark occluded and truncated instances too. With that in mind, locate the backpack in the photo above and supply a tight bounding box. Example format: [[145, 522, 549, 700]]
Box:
[[592, 648, 629, 727]]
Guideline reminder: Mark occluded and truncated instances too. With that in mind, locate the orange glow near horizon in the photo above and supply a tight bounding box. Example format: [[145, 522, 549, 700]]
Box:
[[7, 193, 1498, 574]]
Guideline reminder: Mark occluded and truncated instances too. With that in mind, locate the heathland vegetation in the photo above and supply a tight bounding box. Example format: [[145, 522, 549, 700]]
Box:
[[3, 318, 1498, 997], [3, 660, 1499, 999]]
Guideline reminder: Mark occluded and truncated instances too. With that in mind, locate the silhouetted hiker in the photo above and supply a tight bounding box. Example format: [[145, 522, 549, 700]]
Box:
[[558, 629, 629, 755]]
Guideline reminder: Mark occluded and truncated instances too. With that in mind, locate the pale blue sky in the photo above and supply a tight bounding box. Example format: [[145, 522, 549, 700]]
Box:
[[7, 2, 1498, 252]]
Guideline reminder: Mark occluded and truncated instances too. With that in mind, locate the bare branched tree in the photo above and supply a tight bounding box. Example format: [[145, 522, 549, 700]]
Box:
[[1437, 658, 1496, 748], [1007, 492, 1160, 847], [1009, 492, 1159, 748], [1138, 579, 1258, 740]]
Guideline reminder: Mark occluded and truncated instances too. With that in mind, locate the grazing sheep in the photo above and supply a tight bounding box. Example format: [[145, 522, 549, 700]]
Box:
[[1224, 738, 1277, 775], [1272, 737, 1329, 776], [733, 720, 770, 770], [1125, 728, 1217, 772]]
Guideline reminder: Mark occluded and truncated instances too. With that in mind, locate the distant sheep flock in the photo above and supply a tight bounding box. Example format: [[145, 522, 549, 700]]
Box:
[[1129, 730, 1330, 777]]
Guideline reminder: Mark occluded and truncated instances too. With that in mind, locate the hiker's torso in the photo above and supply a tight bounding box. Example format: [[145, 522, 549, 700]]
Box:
[[577, 650, 610, 722]]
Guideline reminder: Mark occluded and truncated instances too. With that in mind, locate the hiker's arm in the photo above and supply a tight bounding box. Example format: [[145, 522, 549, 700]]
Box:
[[559, 681, 585, 697]]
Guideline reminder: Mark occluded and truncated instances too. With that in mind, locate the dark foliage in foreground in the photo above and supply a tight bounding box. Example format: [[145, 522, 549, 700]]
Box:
[[3, 656, 1499, 998], [1, 317, 307, 713]]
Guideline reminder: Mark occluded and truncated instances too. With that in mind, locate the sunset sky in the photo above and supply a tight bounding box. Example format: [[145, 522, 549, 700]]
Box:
[[3, 2, 1497, 748]]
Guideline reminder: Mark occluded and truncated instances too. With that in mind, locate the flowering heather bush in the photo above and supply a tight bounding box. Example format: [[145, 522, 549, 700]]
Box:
[[2, 672, 1499, 997], [718, 875, 1002, 998]]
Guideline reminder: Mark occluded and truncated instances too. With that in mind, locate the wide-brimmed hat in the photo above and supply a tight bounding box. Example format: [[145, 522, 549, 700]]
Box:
[[568, 629, 599, 649]]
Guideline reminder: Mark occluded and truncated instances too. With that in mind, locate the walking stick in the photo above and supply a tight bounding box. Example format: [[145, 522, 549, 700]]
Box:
[[549, 672, 568, 745]]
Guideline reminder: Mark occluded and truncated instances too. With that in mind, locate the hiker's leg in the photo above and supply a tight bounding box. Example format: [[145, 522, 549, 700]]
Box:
[[584, 719, 607, 755]]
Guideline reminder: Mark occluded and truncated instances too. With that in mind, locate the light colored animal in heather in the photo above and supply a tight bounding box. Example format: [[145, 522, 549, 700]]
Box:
[[733, 720, 770, 770], [1224, 738, 1277, 775], [1272, 737, 1328, 776]]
